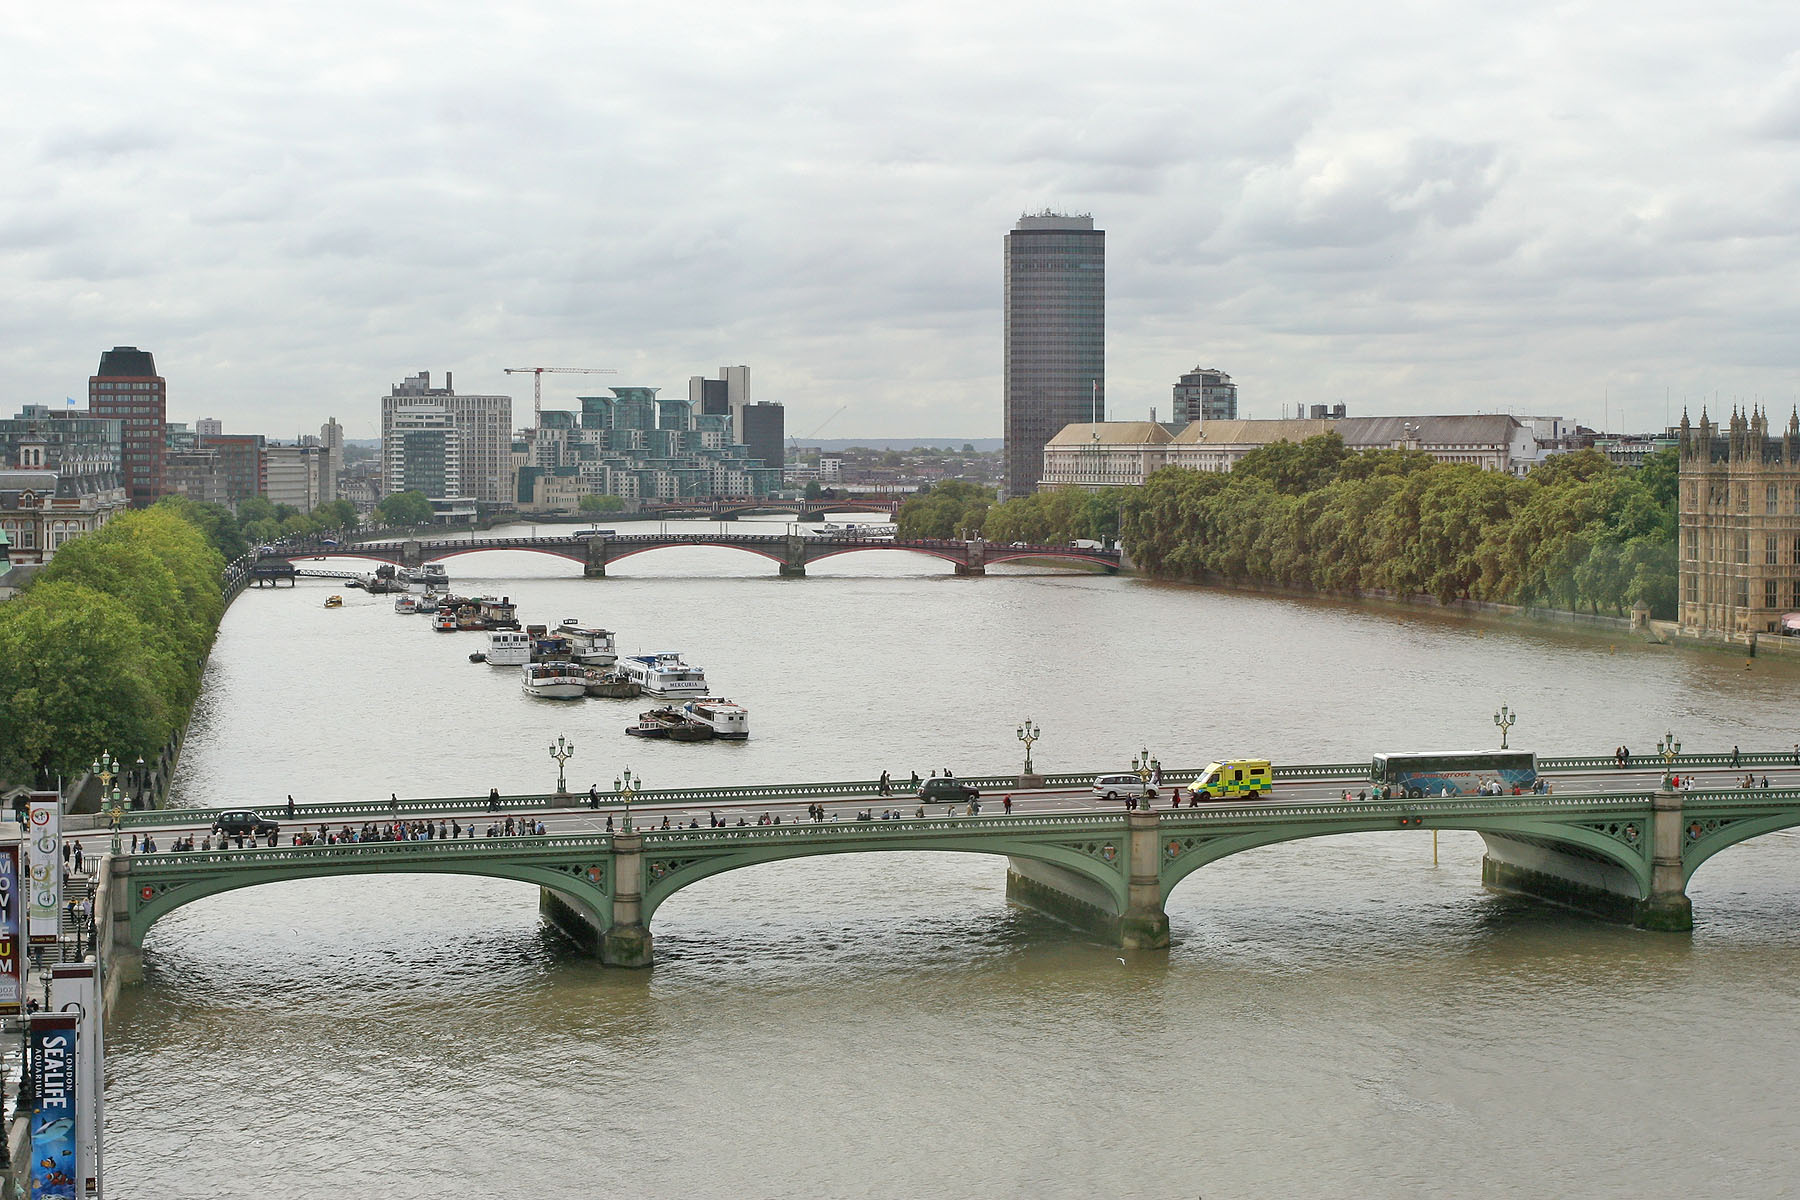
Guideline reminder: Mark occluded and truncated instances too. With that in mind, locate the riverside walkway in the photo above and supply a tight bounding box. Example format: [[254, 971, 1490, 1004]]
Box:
[[99, 750, 1800, 969]]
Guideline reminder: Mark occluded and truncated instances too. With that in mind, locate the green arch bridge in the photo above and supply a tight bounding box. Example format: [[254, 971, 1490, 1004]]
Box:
[[108, 784, 1800, 969]]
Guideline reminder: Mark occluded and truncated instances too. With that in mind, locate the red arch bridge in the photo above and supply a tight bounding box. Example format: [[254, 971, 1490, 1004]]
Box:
[[258, 532, 1123, 577]]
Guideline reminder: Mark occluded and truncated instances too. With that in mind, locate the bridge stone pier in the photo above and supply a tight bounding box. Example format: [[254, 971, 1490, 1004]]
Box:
[[955, 541, 986, 576], [1005, 810, 1169, 949], [1478, 780, 1693, 930]]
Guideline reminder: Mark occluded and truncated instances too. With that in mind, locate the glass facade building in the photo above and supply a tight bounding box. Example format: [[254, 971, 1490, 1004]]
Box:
[[1004, 214, 1104, 496]]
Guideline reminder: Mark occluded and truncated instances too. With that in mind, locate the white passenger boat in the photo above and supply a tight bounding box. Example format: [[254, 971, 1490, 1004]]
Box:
[[557, 619, 618, 666], [393, 595, 420, 614], [487, 630, 532, 666], [521, 661, 586, 699], [620, 652, 710, 697], [681, 696, 749, 739]]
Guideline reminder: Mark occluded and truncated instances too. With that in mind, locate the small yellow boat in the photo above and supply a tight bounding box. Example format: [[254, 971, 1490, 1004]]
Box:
[[323, 595, 344, 608]]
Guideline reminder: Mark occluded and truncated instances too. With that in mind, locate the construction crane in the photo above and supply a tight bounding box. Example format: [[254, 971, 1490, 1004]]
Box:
[[790, 405, 847, 459], [503, 366, 620, 428]]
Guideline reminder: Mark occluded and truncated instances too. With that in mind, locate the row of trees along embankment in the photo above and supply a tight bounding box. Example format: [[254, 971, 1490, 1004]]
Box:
[[896, 438, 1677, 617], [0, 498, 243, 785]]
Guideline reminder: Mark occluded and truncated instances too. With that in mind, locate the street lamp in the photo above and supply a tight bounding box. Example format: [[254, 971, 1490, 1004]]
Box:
[[1657, 730, 1682, 787], [135, 754, 147, 805], [92, 751, 116, 799], [614, 768, 640, 833], [107, 787, 126, 856], [1132, 748, 1161, 788], [548, 734, 575, 795], [1016, 718, 1041, 777], [1494, 704, 1517, 750]]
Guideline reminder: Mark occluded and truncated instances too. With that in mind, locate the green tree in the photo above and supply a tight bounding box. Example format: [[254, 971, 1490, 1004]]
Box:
[[375, 490, 435, 525], [803, 481, 824, 501], [237, 496, 277, 525], [579, 494, 626, 513]]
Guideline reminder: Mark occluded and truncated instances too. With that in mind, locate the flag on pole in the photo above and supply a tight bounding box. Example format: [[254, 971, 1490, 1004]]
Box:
[[65, 397, 77, 408]]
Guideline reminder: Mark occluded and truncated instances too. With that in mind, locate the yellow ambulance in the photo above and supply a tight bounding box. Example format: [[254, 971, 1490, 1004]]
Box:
[[1186, 759, 1273, 802]]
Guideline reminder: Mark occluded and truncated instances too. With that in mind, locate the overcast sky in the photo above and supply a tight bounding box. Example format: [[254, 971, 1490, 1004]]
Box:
[[6, 1, 1800, 440]]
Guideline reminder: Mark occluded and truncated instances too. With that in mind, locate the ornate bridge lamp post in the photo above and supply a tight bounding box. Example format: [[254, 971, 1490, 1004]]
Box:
[[1494, 704, 1517, 750], [614, 768, 640, 833], [92, 750, 117, 803], [135, 754, 147, 807], [1657, 730, 1682, 788], [1016, 718, 1043, 788], [548, 735, 575, 796], [107, 787, 127, 856], [1132, 748, 1161, 801]]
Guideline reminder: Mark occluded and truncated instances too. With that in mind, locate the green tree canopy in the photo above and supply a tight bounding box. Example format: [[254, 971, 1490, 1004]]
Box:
[[376, 490, 435, 525]]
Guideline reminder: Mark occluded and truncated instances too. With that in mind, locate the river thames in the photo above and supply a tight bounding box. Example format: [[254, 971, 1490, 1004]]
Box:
[[111, 522, 1800, 1198]]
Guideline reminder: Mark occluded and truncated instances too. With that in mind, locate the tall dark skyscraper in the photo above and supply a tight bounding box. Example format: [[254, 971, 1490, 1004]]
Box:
[[88, 345, 166, 507], [1004, 212, 1104, 496]]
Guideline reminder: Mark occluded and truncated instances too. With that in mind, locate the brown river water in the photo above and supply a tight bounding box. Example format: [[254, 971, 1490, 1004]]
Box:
[[108, 519, 1800, 1198]]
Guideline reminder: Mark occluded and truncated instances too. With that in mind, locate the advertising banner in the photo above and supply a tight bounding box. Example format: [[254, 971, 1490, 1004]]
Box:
[[29, 1012, 80, 1199], [51, 965, 103, 1198], [0, 841, 21, 1014], [27, 795, 61, 946]]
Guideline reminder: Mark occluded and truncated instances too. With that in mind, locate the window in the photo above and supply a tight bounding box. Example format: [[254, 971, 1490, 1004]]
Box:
[[1767, 580, 1779, 609], [1768, 536, 1779, 566], [1686, 577, 1698, 602], [1737, 485, 1749, 513], [1686, 533, 1697, 561], [1736, 534, 1749, 563], [1768, 483, 1779, 510], [1737, 579, 1750, 607]]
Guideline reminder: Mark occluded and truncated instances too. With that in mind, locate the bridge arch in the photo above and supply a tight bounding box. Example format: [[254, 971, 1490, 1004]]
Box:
[[125, 853, 610, 950], [639, 831, 1129, 925], [1157, 813, 1654, 905], [1681, 803, 1800, 887]]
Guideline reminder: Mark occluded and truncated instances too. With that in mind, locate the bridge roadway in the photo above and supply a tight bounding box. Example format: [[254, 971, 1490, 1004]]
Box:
[[258, 531, 1122, 578], [90, 753, 1800, 971]]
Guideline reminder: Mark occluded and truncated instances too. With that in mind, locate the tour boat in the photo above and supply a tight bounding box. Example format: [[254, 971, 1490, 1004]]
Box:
[[521, 661, 586, 700], [432, 610, 458, 632], [557, 620, 618, 666], [323, 595, 344, 608], [393, 595, 420, 614], [620, 652, 710, 697], [680, 697, 749, 739], [421, 562, 449, 586], [486, 630, 532, 666]]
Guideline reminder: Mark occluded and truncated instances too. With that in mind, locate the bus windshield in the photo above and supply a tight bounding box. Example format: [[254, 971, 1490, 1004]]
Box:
[[1370, 751, 1537, 798]]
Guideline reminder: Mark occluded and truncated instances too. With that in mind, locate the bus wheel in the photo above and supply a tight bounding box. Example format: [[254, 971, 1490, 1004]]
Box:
[[1407, 787, 1424, 799]]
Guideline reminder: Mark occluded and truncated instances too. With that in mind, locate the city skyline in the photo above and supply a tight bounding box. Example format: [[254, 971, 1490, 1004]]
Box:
[[5, 3, 1800, 441]]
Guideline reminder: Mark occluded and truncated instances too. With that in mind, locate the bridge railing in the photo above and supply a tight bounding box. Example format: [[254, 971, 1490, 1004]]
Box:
[[110, 750, 1800, 830], [130, 832, 614, 870]]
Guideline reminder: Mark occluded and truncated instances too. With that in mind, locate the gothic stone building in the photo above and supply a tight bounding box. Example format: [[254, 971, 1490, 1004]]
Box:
[[1678, 407, 1800, 641]]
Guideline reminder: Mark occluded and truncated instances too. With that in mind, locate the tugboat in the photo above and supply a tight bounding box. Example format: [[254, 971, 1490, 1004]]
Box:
[[323, 595, 344, 609], [432, 609, 458, 632], [626, 705, 714, 741], [584, 668, 642, 698]]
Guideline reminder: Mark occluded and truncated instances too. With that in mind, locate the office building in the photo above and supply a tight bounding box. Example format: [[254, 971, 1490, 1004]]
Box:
[[198, 432, 266, 509], [1004, 213, 1104, 497], [1172, 368, 1238, 423], [1041, 415, 1540, 488], [195, 417, 223, 438], [739, 402, 785, 472], [319, 417, 344, 503], [265, 443, 325, 513], [1, 406, 122, 478], [385, 405, 463, 501], [379, 371, 511, 504], [87, 346, 167, 506], [1677, 407, 1800, 642]]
